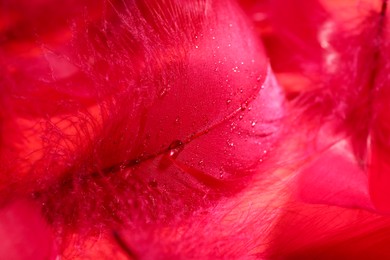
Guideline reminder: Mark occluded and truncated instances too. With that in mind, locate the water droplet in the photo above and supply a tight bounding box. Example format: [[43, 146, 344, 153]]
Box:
[[239, 115, 244, 120], [227, 141, 234, 147], [169, 150, 178, 157], [219, 167, 225, 179], [126, 158, 141, 166], [159, 88, 167, 98], [198, 160, 204, 166], [251, 121, 256, 127], [195, 45, 199, 49], [175, 117, 180, 124], [168, 140, 184, 157], [263, 150, 268, 154], [119, 163, 127, 171], [257, 76, 262, 82], [226, 99, 232, 104], [232, 66, 240, 73], [212, 36, 215, 40]]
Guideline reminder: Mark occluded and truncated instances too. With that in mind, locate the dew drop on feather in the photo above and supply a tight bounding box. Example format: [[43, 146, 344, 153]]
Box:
[[168, 140, 184, 157]]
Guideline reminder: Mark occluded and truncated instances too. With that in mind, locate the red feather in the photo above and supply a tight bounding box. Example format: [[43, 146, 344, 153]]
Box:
[[235, 0, 390, 258], [9, 0, 390, 258], [0, 200, 55, 259], [1, 0, 285, 257], [238, 0, 329, 98], [291, 0, 390, 213]]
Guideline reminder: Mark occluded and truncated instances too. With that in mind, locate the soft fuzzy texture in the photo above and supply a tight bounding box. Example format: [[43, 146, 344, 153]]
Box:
[[236, 0, 390, 258], [290, 0, 390, 213], [3, 0, 390, 259], [1, 0, 284, 258]]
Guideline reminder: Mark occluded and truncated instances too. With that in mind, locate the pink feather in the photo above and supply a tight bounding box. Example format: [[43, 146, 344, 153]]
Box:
[[292, 0, 390, 213], [238, 0, 390, 258], [7, 0, 390, 258], [1, 0, 285, 257]]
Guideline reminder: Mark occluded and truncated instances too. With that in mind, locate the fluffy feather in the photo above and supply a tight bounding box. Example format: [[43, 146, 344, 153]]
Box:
[[292, 0, 390, 212], [239, 0, 390, 258], [1, 0, 284, 258]]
